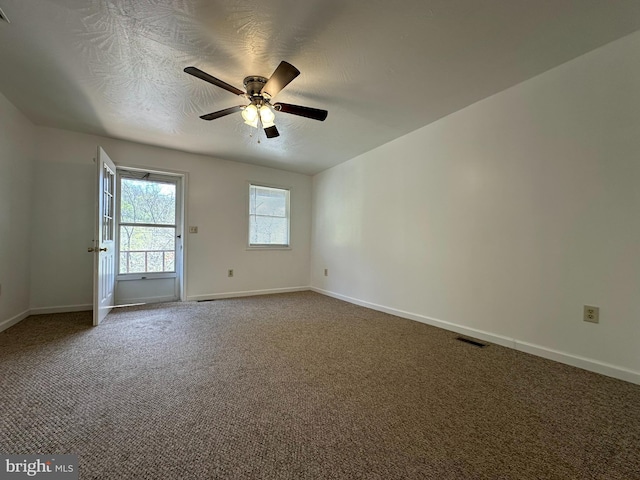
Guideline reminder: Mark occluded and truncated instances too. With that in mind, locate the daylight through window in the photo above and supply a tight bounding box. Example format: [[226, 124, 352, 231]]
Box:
[[119, 176, 177, 274], [249, 184, 290, 247]]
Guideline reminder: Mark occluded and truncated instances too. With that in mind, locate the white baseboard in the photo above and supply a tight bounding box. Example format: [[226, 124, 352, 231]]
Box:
[[0, 309, 31, 333], [311, 287, 640, 385], [514, 341, 640, 385], [188, 286, 310, 302], [116, 295, 178, 305], [1, 305, 91, 332], [29, 304, 92, 315]]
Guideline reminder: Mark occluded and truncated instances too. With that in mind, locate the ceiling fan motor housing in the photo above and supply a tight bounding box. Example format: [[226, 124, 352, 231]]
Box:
[[244, 76, 268, 99]]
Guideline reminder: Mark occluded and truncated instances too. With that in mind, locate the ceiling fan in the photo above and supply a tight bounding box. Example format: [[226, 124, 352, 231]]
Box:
[[184, 61, 328, 139]]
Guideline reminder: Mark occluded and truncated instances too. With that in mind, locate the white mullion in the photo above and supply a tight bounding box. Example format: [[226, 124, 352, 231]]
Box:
[[119, 222, 176, 229], [252, 214, 286, 220]]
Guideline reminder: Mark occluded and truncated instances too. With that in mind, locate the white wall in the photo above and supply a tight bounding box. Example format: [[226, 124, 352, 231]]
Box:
[[30, 127, 312, 310], [0, 91, 35, 328], [312, 31, 640, 382]]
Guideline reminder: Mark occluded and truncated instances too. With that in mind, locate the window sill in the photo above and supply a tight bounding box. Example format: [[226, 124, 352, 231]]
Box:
[[246, 245, 292, 251], [117, 272, 177, 281]]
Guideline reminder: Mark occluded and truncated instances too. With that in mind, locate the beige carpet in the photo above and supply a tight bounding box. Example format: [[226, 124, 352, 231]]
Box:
[[1, 291, 639, 479]]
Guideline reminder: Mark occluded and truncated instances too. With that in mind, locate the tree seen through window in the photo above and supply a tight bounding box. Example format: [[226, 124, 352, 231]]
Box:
[[119, 177, 176, 274], [249, 184, 290, 246]]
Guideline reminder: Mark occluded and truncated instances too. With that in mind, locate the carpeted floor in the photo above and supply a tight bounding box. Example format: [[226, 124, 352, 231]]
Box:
[[1, 291, 639, 479]]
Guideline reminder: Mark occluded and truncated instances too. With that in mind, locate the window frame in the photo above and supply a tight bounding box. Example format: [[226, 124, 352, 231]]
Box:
[[247, 182, 292, 250], [116, 170, 181, 279]]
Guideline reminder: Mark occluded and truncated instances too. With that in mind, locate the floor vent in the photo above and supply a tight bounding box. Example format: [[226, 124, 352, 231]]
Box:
[[0, 7, 9, 23], [456, 336, 488, 348]]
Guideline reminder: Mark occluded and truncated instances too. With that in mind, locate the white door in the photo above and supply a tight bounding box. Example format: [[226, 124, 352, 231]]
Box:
[[92, 146, 117, 325]]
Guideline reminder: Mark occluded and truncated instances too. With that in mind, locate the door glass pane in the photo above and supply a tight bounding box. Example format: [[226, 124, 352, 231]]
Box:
[[102, 165, 115, 242], [119, 226, 176, 274], [120, 178, 176, 224]]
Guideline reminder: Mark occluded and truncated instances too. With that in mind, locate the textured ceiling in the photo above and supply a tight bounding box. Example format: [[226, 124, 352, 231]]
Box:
[[1, 1, 639, 174]]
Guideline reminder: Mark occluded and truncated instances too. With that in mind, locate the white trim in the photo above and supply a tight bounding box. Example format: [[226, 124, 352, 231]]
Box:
[[514, 341, 640, 385], [188, 286, 310, 302], [114, 164, 189, 302], [0, 310, 31, 332], [29, 304, 93, 315], [311, 288, 515, 348], [311, 287, 640, 385], [117, 164, 188, 178], [117, 272, 177, 281], [247, 181, 292, 249], [115, 295, 178, 305], [179, 172, 188, 302], [9, 288, 637, 385]]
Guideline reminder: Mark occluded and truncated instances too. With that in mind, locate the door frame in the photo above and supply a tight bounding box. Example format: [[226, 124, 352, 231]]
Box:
[[114, 165, 187, 303]]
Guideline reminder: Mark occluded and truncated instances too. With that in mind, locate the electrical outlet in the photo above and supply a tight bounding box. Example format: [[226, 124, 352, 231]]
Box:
[[228, 269, 234, 278], [584, 305, 599, 324], [324, 269, 328, 277], [189, 226, 198, 234]]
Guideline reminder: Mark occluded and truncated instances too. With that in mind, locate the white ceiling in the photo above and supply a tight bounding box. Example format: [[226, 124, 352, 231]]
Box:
[[1, 1, 639, 175]]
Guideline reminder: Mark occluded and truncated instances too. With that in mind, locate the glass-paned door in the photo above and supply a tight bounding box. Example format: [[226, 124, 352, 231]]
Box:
[[115, 170, 182, 304], [119, 177, 176, 274]]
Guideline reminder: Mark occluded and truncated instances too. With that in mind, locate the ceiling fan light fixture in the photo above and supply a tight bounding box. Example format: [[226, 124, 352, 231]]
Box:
[[259, 105, 276, 128], [242, 104, 258, 125]]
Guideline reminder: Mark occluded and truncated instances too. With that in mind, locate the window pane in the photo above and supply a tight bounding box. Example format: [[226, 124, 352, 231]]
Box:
[[124, 251, 146, 274], [249, 184, 290, 246], [119, 226, 176, 273], [251, 186, 287, 216], [164, 251, 175, 271], [120, 178, 176, 224], [250, 216, 289, 245], [146, 251, 164, 272]]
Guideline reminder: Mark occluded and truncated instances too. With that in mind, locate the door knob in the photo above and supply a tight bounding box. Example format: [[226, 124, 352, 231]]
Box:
[[87, 247, 108, 252], [99, 247, 107, 252]]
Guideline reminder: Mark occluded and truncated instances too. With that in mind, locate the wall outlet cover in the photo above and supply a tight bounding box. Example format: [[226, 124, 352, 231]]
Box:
[[584, 305, 599, 324]]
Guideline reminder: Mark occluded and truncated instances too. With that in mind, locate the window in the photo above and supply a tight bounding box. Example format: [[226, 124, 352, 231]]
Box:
[[119, 175, 178, 274], [102, 164, 115, 242], [249, 184, 290, 247]]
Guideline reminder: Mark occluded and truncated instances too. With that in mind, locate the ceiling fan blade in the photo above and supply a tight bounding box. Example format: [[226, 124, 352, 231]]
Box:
[[262, 61, 300, 99], [199, 105, 244, 121], [274, 103, 328, 121], [184, 66, 245, 96], [264, 125, 280, 138]]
